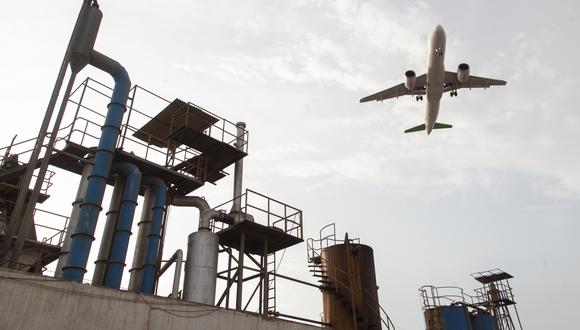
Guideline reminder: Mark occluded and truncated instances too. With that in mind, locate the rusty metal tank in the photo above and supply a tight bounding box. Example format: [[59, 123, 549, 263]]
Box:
[[321, 241, 381, 330]]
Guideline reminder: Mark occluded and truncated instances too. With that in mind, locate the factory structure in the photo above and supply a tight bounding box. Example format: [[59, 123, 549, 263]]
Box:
[[0, 1, 523, 329]]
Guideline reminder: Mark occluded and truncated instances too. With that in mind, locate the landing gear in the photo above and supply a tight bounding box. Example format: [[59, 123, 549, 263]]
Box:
[[450, 90, 458, 97], [416, 95, 423, 101]]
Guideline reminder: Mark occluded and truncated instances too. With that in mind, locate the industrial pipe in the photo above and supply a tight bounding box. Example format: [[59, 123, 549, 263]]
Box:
[[92, 175, 125, 285], [128, 188, 153, 291], [158, 249, 183, 299], [55, 154, 94, 278], [140, 177, 167, 294], [103, 162, 141, 289], [170, 196, 230, 305], [62, 49, 131, 282], [231, 122, 246, 212]]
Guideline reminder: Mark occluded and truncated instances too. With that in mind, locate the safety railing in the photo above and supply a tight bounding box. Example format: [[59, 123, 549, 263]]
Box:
[[0, 140, 58, 195], [211, 189, 303, 239], [34, 208, 69, 246], [419, 285, 478, 310], [306, 223, 360, 264], [65, 78, 246, 181]]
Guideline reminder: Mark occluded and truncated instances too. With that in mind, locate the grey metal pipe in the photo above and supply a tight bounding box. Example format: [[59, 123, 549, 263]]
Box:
[[55, 154, 94, 278], [171, 196, 210, 214], [159, 249, 183, 299], [231, 122, 246, 212], [92, 176, 125, 285], [128, 188, 153, 291]]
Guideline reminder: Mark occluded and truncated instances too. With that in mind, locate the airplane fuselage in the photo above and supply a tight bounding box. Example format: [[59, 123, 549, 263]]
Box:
[[425, 25, 446, 134]]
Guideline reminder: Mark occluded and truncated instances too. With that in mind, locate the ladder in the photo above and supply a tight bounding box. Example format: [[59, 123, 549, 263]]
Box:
[[266, 252, 277, 313]]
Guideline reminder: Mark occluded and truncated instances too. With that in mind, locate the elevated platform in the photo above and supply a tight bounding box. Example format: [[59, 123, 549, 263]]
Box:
[[133, 98, 247, 185], [472, 270, 513, 284], [37, 141, 204, 196], [217, 220, 303, 255], [133, 98, 220, 148]]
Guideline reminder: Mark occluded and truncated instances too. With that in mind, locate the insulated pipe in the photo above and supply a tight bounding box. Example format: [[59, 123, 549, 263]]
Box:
[[170, 196, 233, 230], [55, 154, 94, 278], [103, 162, 141, 289], [63, 49, 131, 282], [158, 249, 183, 299], [128, 188, 153, 291], [231, 122, 246, 212], [140, 177, 167, 294], [92, 175, 124, 285]]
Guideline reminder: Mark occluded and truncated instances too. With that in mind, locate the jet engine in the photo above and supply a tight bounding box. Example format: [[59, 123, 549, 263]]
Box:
[[404, 70, 416, 90], [457, 63, 470, 83]]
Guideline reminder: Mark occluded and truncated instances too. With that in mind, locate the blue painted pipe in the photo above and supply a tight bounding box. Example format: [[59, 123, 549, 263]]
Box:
[[140, 177, 166, 294], [103, 162, 141, 289], [63, 51, 131, 282]]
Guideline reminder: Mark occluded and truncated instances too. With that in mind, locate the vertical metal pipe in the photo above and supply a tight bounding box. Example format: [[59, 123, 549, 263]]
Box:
[[104, 162, 141, 289], [236, 233, 245, 310], [0, 0, 91, 266], [128, 188, 153, 291], [140, 177, 166, 294], [171, 249, 183, 299], [92, 176, 124, 285], [232, 122, 246, 212], [55, 154, 93, 278]]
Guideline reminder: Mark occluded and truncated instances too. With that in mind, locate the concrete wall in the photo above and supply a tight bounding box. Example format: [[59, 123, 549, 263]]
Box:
[[0, 269, 323, 330]]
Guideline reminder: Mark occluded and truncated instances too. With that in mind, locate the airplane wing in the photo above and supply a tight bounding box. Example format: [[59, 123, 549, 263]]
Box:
[[444, 71, 506, 91], [360, 74, 427, 102]]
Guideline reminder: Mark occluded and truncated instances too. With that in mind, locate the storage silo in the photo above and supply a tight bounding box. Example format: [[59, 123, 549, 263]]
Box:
[[318, 237, 381, 329]]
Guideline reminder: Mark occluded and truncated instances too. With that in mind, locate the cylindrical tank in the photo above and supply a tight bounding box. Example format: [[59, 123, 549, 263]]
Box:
[[472, 312, 495, 330], [183, 230, 219, 305], [321, 243, 381, 330], [425, 305, 471, 330]]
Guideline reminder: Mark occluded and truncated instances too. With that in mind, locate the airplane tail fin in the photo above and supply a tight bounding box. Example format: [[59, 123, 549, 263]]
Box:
[[404, 122, 452, 134]]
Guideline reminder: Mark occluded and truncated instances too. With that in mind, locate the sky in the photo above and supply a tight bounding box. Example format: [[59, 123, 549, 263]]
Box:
[[1, 0, 579, 329]]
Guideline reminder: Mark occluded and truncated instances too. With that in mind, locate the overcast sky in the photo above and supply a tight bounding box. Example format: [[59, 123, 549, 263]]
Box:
[[1, 1, 579, 329]]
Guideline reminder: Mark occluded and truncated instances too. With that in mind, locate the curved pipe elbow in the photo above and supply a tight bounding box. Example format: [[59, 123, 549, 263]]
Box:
[[171, 196, 210, 214], [90, 50, 131, 103], [199, 209, 222, 231]]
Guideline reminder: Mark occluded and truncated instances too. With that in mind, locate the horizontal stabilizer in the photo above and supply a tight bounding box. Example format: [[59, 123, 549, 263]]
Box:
[[404, 122, 453, 134], [404, 124, 426, 133], [433, 122, 452, 129]]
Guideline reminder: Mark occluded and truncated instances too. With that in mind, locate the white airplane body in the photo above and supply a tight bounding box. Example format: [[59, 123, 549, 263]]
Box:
[[360, 25, 506, 134]]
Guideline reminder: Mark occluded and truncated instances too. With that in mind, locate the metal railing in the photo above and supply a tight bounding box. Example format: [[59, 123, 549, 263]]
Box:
[[211, 189, 303, 239], [419, 285, 480, 310]]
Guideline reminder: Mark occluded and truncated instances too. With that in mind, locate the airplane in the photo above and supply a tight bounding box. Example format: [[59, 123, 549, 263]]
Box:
[[360, 25, 506, 135]]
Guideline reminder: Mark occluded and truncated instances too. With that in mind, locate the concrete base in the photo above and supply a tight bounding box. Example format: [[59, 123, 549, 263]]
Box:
[[0, 268, 322, 330]]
